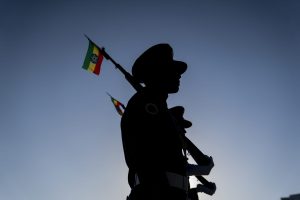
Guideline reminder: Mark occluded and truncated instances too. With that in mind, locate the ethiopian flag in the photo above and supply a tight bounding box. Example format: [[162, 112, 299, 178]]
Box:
[[107, 93, 126, 116], [82, 40, 104, 75]]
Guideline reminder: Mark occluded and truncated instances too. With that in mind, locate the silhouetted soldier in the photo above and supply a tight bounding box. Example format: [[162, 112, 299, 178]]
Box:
[[121, 44, 189, 200]]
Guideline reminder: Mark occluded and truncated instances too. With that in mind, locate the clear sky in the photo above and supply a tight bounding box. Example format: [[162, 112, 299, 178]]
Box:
[[1, 1, 299, 200]]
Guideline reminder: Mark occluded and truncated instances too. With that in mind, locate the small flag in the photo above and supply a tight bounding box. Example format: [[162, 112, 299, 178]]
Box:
[[107, 93, 126, 116], [82, 38, 104, 75]]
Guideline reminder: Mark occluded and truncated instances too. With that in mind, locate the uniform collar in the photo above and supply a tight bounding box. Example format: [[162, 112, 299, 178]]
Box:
[[142, 87, 168, 101]]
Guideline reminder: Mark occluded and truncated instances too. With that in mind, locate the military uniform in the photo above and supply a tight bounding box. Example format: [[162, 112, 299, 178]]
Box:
[[121, 88, 188, 200]]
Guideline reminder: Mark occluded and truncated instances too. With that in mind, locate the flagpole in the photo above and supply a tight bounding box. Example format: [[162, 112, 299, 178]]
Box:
[[85, 35, 143, 92], [106, 92, 113, 98]]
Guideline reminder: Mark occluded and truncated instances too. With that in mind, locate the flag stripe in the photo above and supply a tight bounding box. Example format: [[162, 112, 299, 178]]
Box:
[[87, 45, 100, 72], [94, 50, 104, 75], [82, 42, 93, 70]]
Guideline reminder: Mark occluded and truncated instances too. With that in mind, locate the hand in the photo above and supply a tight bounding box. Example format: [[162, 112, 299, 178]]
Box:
[[208, 156, 214, 171], [196, 182, 216, 196]]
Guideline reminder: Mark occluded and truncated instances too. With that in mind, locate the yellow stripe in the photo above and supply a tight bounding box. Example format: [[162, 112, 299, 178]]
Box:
[[86, 45, 100, 72], [92, 45, 99, 55], [87, 62, 96, 72]]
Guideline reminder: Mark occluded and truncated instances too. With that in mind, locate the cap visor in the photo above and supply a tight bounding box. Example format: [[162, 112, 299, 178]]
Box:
[[173, 60, 187, 74]]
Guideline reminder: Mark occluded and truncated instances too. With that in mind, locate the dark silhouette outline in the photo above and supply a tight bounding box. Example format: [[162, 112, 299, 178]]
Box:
[[118, 44, 216, 200]]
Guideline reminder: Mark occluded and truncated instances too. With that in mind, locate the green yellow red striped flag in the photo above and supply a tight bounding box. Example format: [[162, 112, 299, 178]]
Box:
[[82, 39, 104, 75], [106, 93, 126, 116]]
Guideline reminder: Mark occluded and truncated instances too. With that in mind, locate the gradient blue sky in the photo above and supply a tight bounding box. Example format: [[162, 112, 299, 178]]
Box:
[[1, 1, 299, 200]]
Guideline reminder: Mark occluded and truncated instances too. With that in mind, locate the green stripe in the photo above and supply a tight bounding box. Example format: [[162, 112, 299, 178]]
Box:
[[82, 41, 94, 69]]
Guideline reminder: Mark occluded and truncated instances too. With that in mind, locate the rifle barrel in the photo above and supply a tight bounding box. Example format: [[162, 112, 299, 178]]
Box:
[[100, 47, 143, 92]]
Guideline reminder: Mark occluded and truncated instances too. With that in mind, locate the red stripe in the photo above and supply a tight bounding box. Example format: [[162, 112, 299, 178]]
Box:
[[94, 53, 104, 75]]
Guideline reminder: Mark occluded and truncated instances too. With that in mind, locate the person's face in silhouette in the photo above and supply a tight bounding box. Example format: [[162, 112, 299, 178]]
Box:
[[146, 69, 182, 94]]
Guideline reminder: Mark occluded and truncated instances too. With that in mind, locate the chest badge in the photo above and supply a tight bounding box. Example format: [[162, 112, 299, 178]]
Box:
[[145, 103, 159, 115]]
